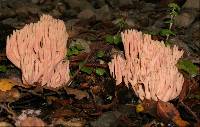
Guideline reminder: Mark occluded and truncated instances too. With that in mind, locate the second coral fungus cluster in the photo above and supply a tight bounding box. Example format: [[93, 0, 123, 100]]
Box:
[[109, 29, 184, 102]]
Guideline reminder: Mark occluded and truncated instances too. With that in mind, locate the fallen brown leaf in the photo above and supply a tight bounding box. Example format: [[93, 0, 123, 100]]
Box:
[[18, 117, 46, 127], [157, 101, 189, 127], [0, 79, 15, 92], [64, 87, 89, 100], [0, 88, 20, 102], [53, 109, 77, 118], [54, 118, 86, 127]]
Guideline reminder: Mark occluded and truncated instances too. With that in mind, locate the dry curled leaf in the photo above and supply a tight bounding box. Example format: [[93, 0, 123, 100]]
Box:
[[53, 109, 77, 118], [157, 101, 189, 127], [54, 118, 86, 127], [0, 79, 15, 92], [65, 87, 89, 100], [0, 122, 13, 127], [18, 117, 46, 127], [0, 88, 20, 102]]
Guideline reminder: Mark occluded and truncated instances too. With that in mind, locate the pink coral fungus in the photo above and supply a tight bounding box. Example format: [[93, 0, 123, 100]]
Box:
[[109, 29, 184, 102], [6, 15, 70, 88]]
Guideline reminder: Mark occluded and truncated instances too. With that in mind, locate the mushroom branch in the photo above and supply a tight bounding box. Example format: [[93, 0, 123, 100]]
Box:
[[109, 29, 184, 102], [6, 15, 70, 88]]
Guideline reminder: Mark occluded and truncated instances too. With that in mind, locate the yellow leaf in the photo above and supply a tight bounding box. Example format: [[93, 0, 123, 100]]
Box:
[[0, 79, 15, 92], [136, 104, 144, 113]]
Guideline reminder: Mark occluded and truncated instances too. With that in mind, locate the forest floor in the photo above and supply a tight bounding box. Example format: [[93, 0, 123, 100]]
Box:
[[0, 0, 199, 126]]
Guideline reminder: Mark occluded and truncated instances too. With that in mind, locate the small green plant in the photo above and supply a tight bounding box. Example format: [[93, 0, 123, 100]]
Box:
[[160, 3, 180, 42], [67, 43, 85, 57], [177, 59, 199, 77], [80, 66, 93, 74], [96, 50, 105, 58], [0, 65, 7, 73], [95, 68, 106, 76], [114, 18, 128, 31], [79, 62, 106, 76], [105, 34, 122, 45], [105, 17, 127, 45]]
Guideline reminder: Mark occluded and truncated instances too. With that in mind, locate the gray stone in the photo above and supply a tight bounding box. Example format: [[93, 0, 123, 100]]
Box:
[[174, 11, 197, 28], [64, 0, 93, 11], [119, 0, 133, 7], [78, 9, 95, 20], [49, 9, 62, 18], [56, 2, 67, 13], [1, 18, 25, 29], [15, 4, 41, 15], [0, 8, 16, 20], [31, 0, 40, 4], [106, 0, 119, 8], [112, 17, 136, 27], [66, 19, 79, 26], [187, 21, 200, 54], [169, 36, 191, 54], [63, 9, 78, 18], [183, 0, 200, 10], [95, 0, 106, 8], [90, 111, 121, 127], [95, 5, 112, 21]]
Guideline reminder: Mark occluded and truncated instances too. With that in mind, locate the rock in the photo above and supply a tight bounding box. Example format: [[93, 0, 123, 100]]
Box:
[[125, 18, 137, 27], [90, 111, 122, 127], [95, 5, 112, 21], [63, 9, 78, 18], [0, 7, 16, 20], [49, 9, 62, 18], [7, 0, 30, 8], [93, 0, 106, 8], [183, 0, 200, 10], [169, 36, 191, 54], [106, 0, 119, 8], [119, 0, 133, 7], [78, 9, 95, 20], [174, 11, 197, 28], [142, 2, 156, 12], [186, 21, 200, 54], [64, 0, 93, 11], [66, 19, 79, 26], [1, 18, 25, 29], [56, 2, 67, 14], [170, 35, 200, 64], [15, 4, 41, 16], [31, 0, 40, 4]]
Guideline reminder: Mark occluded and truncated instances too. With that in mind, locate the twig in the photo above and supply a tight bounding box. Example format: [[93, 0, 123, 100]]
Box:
[[70, 62, 108, 68], [63, 52, 91, 88], [179, 101, 199, 122], [0, 103, 17, 119]]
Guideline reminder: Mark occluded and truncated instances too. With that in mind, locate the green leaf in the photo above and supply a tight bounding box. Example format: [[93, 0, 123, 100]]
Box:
[[165, 41, 173, 46], [113, 34, 122, 45], [105, 35, 114, 44], [144, 31, 158, 36], [96, 50, 105, 58], [168, 3, 180, 12], [0, 65, 7, 72], [177, 60, 199, 77], [67, 48, 80, 56], [74, 43, 85, 51], [160, 29, 176, 36], [80, 66, 93, 74], [170, 11, 178, 16], [95, 68, 106, 76], [164, 19, 174, 24]]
